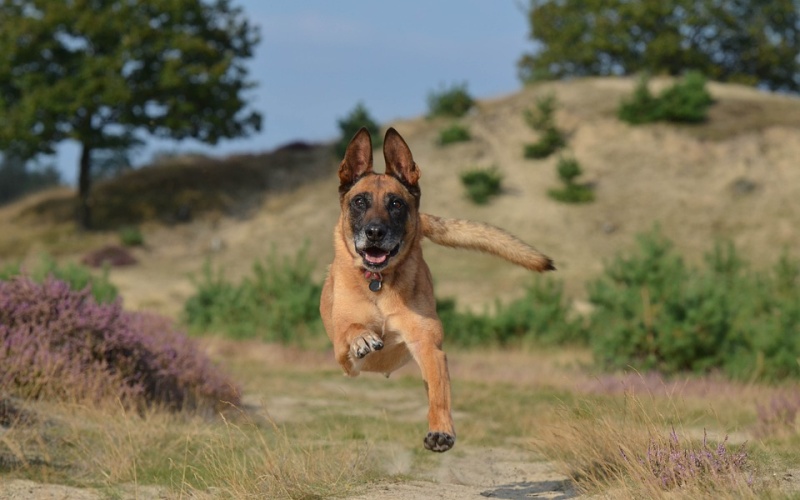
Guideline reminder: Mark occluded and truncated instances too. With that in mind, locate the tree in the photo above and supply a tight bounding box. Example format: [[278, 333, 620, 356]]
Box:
[[335, 102, 382, 158], [0, 0, 262, 228], [518, 0, 800, 93]]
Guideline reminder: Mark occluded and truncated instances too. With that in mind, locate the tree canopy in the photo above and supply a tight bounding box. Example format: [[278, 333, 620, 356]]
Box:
[[0, 0, 262, 227], [518, 0, 800, 93]]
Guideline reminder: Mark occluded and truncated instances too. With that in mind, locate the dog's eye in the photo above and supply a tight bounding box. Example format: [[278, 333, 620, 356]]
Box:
[[389, 199, 405, 210], [352, 197, 367, 210]]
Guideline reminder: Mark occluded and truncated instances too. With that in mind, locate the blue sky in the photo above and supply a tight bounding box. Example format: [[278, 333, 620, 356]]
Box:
[[55, 1, 532, 184]]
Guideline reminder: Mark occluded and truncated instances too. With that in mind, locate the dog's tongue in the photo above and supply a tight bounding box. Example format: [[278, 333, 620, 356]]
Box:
[[364, 249, 389, 264]]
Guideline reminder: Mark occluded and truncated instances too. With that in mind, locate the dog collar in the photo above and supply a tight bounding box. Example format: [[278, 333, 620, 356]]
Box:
[[364, 271, 382, 292]]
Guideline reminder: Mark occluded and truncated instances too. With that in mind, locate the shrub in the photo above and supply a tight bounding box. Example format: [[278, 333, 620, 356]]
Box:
[[626, 429, 750, 491], [657, 71, 714, 123], [335, 102, 382, 158], [523, 93, 565, 159], [427, 82, 474, 118], [548, 156, 594, 203], [439, 277, 585, 348], [184, 248, 323, 345], [618, 75, 663, 124], [524, 93, 558, 132], [119, 225, 144, 246], [0, 277, 239, 411], [588, 228, 800, 381], [460, 167, 503, 204], [0, 255, 118, 303], [619, 72, 713, 124], [438, 123, 471, 145], [523, 128, 565, 159]]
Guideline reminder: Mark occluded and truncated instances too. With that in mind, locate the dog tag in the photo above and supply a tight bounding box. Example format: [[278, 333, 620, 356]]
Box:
[[369, 280, 382, 292]]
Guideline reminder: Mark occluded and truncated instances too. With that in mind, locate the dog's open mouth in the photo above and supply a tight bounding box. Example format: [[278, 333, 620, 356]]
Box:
[[359, 245, 400, 270]]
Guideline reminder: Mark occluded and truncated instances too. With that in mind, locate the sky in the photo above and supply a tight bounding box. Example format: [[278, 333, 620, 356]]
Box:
[[54, 1, 533, 184]]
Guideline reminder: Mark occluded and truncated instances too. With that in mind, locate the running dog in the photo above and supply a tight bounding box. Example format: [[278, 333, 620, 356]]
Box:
[[320, 127, 554, 452]]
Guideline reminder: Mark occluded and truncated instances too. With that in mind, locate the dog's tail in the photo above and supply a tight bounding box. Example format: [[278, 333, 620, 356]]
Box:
[[420, 213, 555, 272]]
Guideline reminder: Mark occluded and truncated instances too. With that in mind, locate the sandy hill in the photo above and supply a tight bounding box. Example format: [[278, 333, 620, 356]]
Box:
[[2, 77, 799, 319]]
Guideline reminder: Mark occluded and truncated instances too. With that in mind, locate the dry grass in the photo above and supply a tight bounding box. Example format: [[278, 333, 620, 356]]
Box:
[[1, 397, 378, 499], [2, 341, 800, 498]]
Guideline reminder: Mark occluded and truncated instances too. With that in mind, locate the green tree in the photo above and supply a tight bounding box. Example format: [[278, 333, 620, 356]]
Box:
[[0, 0, 262, 228], [335, 102, 382, 158], [518, 0, 800, 92]]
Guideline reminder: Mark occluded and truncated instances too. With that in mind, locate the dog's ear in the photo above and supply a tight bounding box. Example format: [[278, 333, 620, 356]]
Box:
[[339, 127, 374, 195], [383, 128, 421, 194]]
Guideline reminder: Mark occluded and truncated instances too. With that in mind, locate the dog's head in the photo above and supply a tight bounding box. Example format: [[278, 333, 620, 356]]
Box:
[[337, 127, 421, 273]]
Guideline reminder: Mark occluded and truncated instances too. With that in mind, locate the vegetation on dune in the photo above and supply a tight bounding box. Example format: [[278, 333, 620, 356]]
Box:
[[437, 123, 472, 145], [619, 72, 715, 124], [523, 93, 566, 159], [427, 82, 475, 118], [459, 166, 503, 205]]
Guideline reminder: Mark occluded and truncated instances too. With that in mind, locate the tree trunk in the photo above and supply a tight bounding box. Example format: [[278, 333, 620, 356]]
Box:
[[78, 142, 93, 230]]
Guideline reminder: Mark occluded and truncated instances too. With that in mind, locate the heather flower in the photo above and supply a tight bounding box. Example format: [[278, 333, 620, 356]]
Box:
[[623, 428, 751, 490], [0, 277, 240, 412]]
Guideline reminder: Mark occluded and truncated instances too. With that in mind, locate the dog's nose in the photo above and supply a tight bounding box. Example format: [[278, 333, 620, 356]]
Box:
[[364, 223, 387, 242]]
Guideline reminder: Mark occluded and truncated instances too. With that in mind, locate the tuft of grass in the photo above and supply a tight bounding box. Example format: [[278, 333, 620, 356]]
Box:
[[459, 166, 503, 205], [427, 82, 475, 118], [532, 393, 758, 498], [0, 398, 377, 498], [438, 123, 471, 145]]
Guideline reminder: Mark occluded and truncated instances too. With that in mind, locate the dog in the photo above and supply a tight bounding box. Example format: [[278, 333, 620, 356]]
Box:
[[320, 127, 554, 452]]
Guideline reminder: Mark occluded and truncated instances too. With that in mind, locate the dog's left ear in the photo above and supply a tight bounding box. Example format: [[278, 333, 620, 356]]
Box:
[[383, 128, 421, 194]]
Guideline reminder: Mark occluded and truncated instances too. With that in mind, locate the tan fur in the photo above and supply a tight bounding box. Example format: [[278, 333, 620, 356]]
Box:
[[320, 127, 553, 452]]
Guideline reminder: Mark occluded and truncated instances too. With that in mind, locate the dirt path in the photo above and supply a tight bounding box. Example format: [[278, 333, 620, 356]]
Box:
[[347, 447, 573, 499]]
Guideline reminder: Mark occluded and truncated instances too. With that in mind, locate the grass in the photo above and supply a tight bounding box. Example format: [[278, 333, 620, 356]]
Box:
[[2, 342, 800, 497]]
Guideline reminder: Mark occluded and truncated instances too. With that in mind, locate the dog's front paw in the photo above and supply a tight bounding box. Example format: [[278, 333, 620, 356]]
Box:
[[424, 431, 455, 452], [351, 333, 384, 359]]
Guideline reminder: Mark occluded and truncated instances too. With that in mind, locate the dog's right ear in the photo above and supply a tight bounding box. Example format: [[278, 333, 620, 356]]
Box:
[[339, 127, 374, 196]]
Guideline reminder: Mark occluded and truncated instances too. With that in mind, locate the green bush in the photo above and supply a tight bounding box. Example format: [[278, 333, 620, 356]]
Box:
[[119, 225, 144, 246], [427, 82, 475, 118], [460, 167, 503, 204], [548, 183, 595, 203], [524, 93, 558, 132], [523, 94, 565, 159], [183, 248, 323, 345], [588, 228, 800, 381], [335, 102, 382, 158], [438, 123, 471, 145], [619, 72, 713, 124], [0, 255, 118, 303], [548, 156, 594, 203], [523, 128, 565, 159], [658, 71, 714, 123], [438, 277, 585, 348]]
